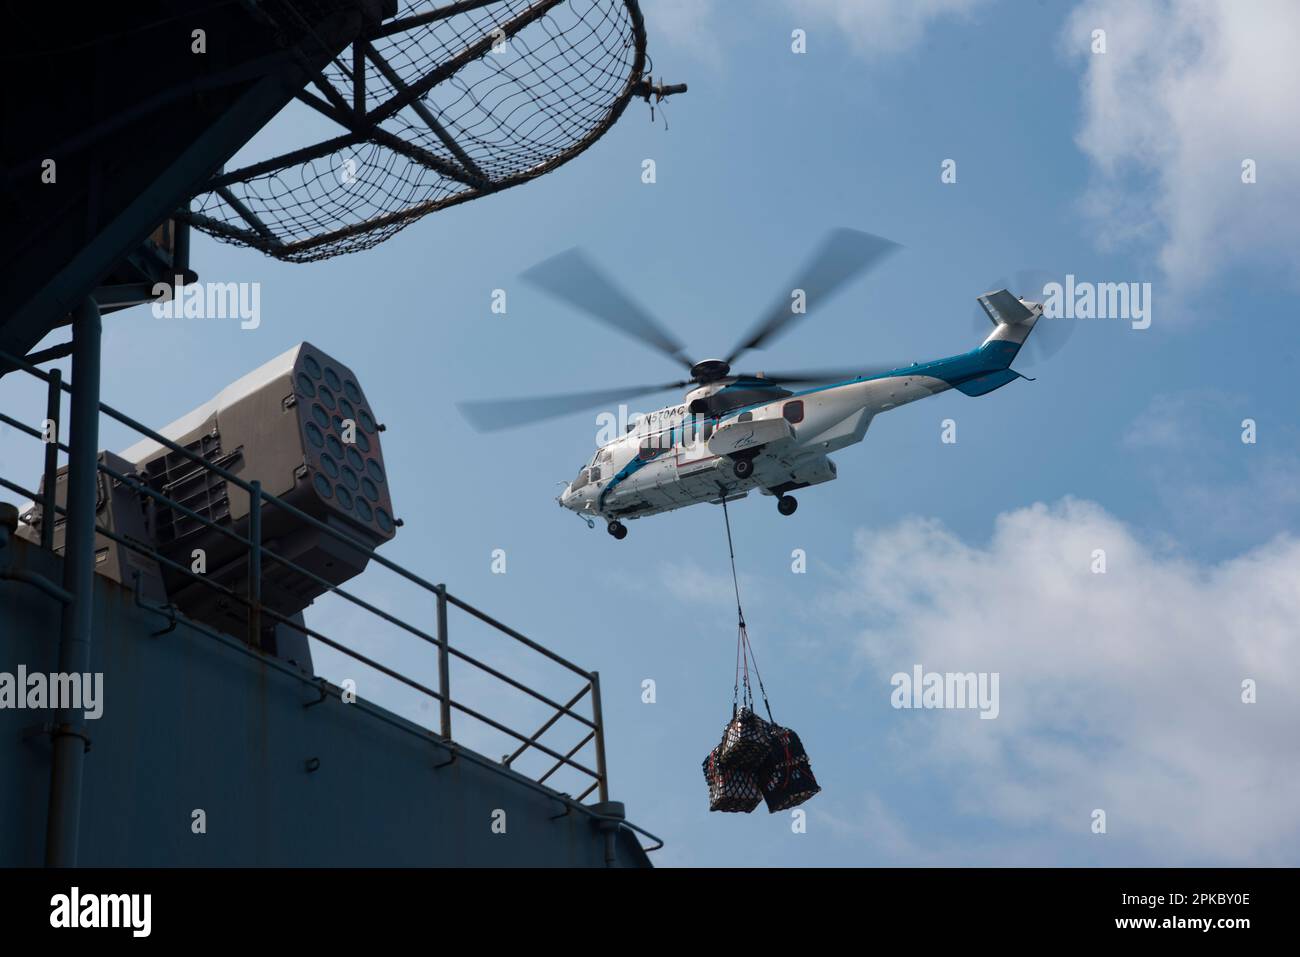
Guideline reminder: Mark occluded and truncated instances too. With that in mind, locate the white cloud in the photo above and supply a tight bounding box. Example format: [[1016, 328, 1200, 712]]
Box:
[[641, 0, 726, 68], [786, 0, 991, 56], [658, 558, 756, 608], [1122, 389, 1300, 549], [815, 791, 943, 863], [834, 497, 1300, 864], [1121, 389, 1231, 451], [1066, 0, 1300, 291]]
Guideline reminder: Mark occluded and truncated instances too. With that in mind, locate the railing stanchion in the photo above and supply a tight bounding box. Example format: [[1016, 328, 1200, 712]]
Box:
[[590, 671, 609, 803], [247, 480, 262, 648], [436, 583, 451, 740], [44, 297, 100, 867], [39, 368, 62, 550]]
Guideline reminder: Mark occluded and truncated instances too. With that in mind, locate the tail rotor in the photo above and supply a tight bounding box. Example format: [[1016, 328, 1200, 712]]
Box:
[[969, 268, 1073, 365]]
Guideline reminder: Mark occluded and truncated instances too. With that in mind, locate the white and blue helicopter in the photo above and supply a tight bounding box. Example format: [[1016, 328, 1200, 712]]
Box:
[[459, 230, 1052, 540]]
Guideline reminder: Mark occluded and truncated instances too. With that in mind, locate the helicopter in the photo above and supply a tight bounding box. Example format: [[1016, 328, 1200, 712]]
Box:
[[458, 229, 1050, 540]]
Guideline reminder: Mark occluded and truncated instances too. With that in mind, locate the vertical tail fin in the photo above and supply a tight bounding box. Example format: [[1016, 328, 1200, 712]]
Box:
[[976, 288, 1041, 360], [953, 289, 1043, 396]]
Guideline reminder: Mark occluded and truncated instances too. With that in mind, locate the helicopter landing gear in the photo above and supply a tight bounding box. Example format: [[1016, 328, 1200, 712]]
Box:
[[607, 520, 628, 540], [777, 495, 798, 516], [731, 456, 754, 480]]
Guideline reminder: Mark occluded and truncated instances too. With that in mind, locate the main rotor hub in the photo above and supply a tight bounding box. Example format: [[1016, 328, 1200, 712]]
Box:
[[690, 358, 732, 382]]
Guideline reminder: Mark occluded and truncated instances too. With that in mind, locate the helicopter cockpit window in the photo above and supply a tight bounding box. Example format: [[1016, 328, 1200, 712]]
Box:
[[577, 450, 604, 483], [571, 467, 589, 491]]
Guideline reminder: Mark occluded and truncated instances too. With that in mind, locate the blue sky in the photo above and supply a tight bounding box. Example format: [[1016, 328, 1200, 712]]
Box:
[[2, 0, 1298, 865]]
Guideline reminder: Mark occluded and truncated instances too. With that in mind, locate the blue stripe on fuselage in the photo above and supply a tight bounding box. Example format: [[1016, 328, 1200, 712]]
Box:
[[598, 446, 654, 511], [717, 340, 1021, 425]]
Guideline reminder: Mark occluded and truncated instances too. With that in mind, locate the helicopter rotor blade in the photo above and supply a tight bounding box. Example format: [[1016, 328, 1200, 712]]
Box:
[[521, 248, 695, 372], [457, 380, 690, 432], [723, 228, 901, 366]]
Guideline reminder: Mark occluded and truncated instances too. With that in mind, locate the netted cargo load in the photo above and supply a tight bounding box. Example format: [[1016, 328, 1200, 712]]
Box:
[[701, 617, 776, 814], [758, 725, 821, 813], [718, 706, 773, 771], [702, 745, 763, 813], [700, 494, 821, 815]]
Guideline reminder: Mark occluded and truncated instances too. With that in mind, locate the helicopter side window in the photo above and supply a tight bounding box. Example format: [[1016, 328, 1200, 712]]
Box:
[[783, 400, 805, 424], [638, 438, 661, 461]]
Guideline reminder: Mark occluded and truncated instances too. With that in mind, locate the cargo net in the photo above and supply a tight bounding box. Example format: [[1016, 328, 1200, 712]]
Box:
[[187, 0, 646, 262], [701, 494, 821, 814]]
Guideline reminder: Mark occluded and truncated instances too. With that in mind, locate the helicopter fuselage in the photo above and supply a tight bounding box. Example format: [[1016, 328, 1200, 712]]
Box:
[[558, 307, 1040, 529]]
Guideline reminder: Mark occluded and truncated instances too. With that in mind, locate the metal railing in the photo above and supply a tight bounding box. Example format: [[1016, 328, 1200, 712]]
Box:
[[0, 345, 660, 852]]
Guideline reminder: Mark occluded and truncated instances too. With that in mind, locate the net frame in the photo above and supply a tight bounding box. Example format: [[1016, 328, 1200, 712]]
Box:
[[183, 0, 647, 262]]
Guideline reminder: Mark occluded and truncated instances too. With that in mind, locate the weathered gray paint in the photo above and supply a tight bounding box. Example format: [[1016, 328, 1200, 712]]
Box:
[[0, 539, 650, 867]]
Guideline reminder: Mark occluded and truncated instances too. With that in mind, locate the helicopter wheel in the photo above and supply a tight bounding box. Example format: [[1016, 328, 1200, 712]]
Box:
[[777, 495, 798, 516], [607, 520, 628, 540], [731, 457, 754, 480]]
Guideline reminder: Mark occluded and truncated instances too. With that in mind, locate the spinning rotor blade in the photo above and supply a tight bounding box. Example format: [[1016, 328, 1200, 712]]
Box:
[[522, 248, 694, 371], [457, 381, 689, 432], [723, 228, 901, 366], [740, 363, 909, 386]]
